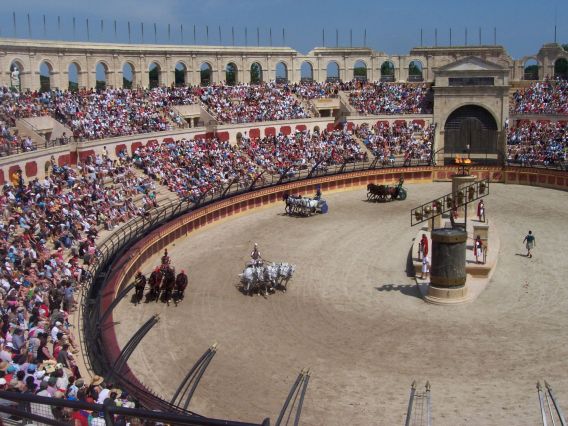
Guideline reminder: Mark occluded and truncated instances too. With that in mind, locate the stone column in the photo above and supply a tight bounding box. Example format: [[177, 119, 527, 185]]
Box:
[[452, 174, 476, 218]]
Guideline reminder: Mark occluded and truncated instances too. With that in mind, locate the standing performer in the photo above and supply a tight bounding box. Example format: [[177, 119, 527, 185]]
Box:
[[420, 255, 430, 280], [419, 234, 429, 260], [251, 243, 262, 267], [523, 230, 536, 258], [474, 235, 484, 264], [477, 200, 486, 222], [175, 270, 189, 300], [161, 249, 171, 266]]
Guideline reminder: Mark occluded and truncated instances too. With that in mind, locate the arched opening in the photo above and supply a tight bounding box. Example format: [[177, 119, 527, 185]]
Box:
[[250, 62, 263, 84], [175, 62, 187, 87], [200, 63, 212, 86], [300, 61, 313, 83], [122, 63, 134, 89], [554, 58, 568, 80], [380, 60, 395, 82], [326, 61, 340, 82], [39, 61, 53, 92], [523, 59, 539, 80], [9, 60, 23, 90], [226, 62, 238, 86], [68, 63, 81, 91], [353, 60, 367, 81], [408, 60, 423, 82], [276, 62, 288, 83], [95, 62, 108, 90], [444, 105, 499, 165], [149, 62, 161, 88]]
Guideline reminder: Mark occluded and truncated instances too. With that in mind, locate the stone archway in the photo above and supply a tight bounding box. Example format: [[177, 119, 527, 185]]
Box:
[[444, 105, 499, 165]]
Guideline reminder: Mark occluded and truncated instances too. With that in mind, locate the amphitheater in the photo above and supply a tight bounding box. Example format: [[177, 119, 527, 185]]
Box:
[[1, 36, 568, 425]]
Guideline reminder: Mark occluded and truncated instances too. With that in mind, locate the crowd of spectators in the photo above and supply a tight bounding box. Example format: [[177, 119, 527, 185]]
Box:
[[199, 83, 310, 124], [0, 150, 159, 421], [348, 82, 433, 115], [133, 137, 261, 200], [510, 79, 568, 115], [507, 120, 568, 167], [355, 121, 434, 165], [289, 81, 356, 100], [0, 121, 35, 156], [239, 128, 368, 176]]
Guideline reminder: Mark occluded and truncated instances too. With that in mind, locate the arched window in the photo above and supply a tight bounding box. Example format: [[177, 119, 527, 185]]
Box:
[[200, 63, 212, 86], [39, 61, 53, 92], [380, 61, 395, 82], [523, 59, 539, 80], [408, 60, 423, 82], [226, 62, 238, 86], [353, 60, 367, 81], [9, 60, 23, 90], [554, 58, 568, 80], [95, 62, 108, 90], [68, 63, 81, 91], [250, 62, 263, 84], [326, 61, 340, 82], [175, 62, 187, 87], [300, 61, 313, 82], [122, 63, 134, 89], [149, 62, 161, 88], [276, 62, 288, 83]]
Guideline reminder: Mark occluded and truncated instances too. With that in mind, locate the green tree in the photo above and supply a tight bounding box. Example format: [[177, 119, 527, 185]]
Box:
[[250, 63, 262, 84], [39, 75, 50, 92], [123, 77, 133, 89], [175, 68, 185, 86], [354, 66, 367, 79], [562, 44, 568, 52], [149, 66, 159, 88], [200, 68, 211, 86]]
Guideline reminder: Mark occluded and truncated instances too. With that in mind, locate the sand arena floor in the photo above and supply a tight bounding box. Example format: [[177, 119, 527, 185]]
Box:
[[113, 182, 568, 426]]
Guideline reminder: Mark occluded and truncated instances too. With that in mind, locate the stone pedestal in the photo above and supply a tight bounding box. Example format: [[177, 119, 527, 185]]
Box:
[[452, 174, 476, 217]]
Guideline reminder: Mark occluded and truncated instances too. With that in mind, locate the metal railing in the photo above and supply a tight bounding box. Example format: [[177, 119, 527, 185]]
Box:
[[79, 158, 432, 419]]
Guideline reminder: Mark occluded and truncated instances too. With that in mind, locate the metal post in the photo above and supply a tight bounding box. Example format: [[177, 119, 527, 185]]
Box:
[[435, 28, 438, 46], [180, 24, 183, 43], [128, 22, 131, 44], [206, 25, 209, 43], [43, 15, 46, 37], [546, 381, 567, 426], [336, 29, 338, 47], [100, 19, 103, 39], [449, 28, 452, 46], [13, 12, 17, 37], [27, 13, 31, 38], [405, 381, 416, 426], [86, 19, 90, 41], [269, 27, 272, 46], [193, 24, 196, 44], [364, 28, 367, 47], [494, 27, 497, 45], [350, 29, 352, 47], [141, 22, 144, 43], [465, 27, 468, 46], [154, 23, 157, 43], [58, 16, 61, 36], [168, 23, 171, 42], [282, 27, 285, 46], [257, 27, 259, 46], [322, 28, 325, 46], [114, 20, 117, 41], [538, 382, 549, 426], [73, 17, 76, 40], [218, 25, 221, 44], [420, 28, 423, 46], [479, 27, 481, 45], [232, 27, 234, 46], [245, 27, 248, 46]]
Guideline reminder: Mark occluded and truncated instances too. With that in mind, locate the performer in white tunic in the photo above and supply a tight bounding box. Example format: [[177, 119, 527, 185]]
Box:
[[251, 243, 262, 267]]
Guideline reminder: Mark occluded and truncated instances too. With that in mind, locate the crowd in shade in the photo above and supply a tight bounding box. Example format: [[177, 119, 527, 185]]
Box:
[[507, 120, 568, 167], [133, 137, 261, 200], [348, 83, 433, 115], [0, 150, 158, 421], [289, 81, 358, 99], [239, 129, 368, 176], [510, 79, 568, 115], [355, 121, 434, 165], [198, 83, 310, 124]]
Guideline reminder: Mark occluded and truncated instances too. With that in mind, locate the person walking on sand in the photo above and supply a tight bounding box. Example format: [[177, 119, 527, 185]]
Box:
[[523, 231, 536, 258]]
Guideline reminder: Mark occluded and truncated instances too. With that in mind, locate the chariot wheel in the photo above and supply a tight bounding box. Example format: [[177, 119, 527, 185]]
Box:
[[367, 192, 373, 201], [398, 188, 407, 200]]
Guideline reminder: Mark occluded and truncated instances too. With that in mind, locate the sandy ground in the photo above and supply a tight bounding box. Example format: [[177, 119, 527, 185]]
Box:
[[113, 182, 568, 426]]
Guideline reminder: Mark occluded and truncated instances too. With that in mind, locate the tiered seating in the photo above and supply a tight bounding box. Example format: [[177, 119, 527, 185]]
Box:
[[239, 129, 368, 176], [510, 79, 568, 115], [507, 120, 568, 166], [355, 121, 434, 164], [348, 82, 433, 115]]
